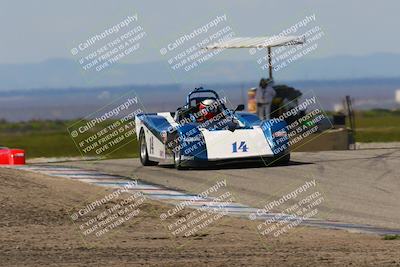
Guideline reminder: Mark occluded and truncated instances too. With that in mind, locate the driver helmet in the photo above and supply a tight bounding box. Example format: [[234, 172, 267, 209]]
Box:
[[199, 98, 218, 120]]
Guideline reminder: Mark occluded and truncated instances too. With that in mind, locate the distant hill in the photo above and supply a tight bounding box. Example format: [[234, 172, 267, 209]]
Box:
[[1, 53, 400, 91], [1, 78, 399, 121]]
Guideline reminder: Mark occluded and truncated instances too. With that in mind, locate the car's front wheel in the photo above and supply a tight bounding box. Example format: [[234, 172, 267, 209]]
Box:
[[139, 130, 158, 166], [173, 149, 185, 170]]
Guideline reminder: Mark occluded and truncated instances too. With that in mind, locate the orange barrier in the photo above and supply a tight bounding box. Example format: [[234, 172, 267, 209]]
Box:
[[247, 88, 257, 113]]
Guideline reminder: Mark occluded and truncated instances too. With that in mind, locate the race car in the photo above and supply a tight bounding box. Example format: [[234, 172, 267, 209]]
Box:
[[135, 87, 290, 169]]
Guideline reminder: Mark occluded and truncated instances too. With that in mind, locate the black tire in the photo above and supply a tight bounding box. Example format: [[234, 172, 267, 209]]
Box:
[[139, 130, 158, 166], [275, 153, 290, 166], [173, 149, 185, 170]]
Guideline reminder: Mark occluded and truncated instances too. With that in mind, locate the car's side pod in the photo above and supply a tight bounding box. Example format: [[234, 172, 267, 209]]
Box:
[[261, 119, 290, 155]]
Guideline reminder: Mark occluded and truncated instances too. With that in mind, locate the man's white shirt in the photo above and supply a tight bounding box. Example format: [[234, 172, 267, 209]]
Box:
[[257, 84, 276, 104]]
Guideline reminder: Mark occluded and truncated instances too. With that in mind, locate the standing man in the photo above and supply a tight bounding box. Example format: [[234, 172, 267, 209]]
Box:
[[257, 78, 276, 120]]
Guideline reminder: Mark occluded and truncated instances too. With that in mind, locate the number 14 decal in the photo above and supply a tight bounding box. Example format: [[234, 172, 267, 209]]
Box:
[[232, 141, 248, 153]]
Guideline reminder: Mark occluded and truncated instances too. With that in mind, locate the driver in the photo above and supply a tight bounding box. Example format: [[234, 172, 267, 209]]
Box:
[[198, 98, 219, 122]]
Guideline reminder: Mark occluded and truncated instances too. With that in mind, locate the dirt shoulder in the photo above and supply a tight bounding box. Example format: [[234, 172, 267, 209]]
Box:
[[0, 167, 399, 266]]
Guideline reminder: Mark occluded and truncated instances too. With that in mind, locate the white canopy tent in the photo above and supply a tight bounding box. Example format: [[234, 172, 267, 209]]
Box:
[[204, 36, 305, 79]]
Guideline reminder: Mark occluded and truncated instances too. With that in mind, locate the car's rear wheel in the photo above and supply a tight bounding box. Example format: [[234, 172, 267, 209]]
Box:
[[139, 130, 158, 166], [275, 153, 290, 165]]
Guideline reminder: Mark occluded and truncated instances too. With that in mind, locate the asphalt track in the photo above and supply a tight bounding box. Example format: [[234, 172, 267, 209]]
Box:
[[57, 147, 400, 230], [10, 162, 400, 236]]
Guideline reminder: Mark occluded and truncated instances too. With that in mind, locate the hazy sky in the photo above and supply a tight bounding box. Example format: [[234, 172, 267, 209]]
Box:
[[1, 0, 399, 64]]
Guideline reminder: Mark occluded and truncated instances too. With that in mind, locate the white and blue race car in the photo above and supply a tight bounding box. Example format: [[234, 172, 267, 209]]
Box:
[[135, 87, 290, 169]]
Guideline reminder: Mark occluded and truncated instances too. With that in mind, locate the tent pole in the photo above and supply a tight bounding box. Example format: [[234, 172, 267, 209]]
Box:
[[268, 47, 272, 80]]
